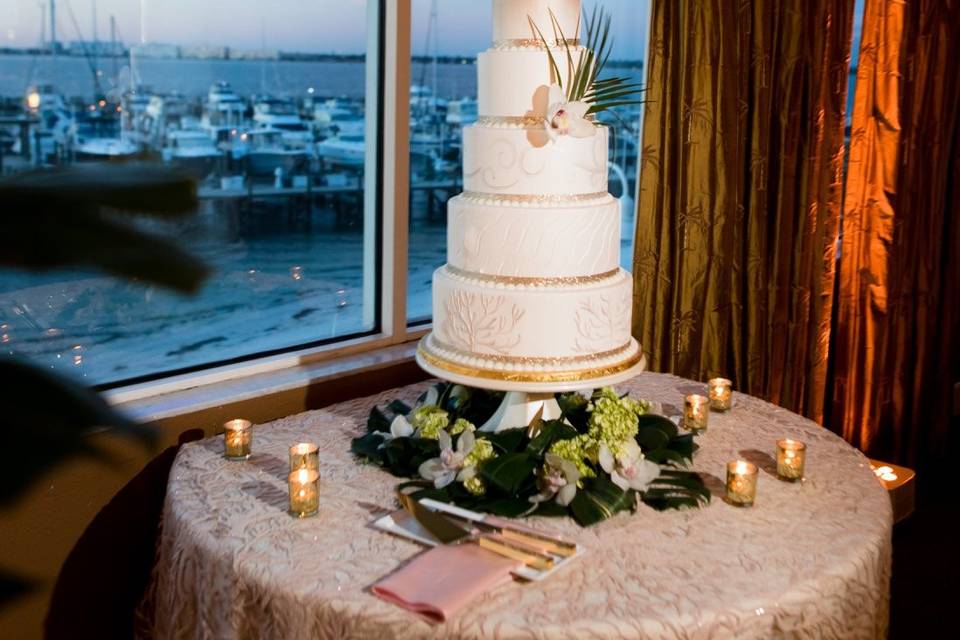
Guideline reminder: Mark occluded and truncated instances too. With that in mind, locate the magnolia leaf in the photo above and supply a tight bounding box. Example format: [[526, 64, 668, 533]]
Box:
[[643, 470, 711, 510], [366, 406, 392, 434], [484, 428, 527, 454], [386, 399, 412, 416], [569, 475, 632, 526], [481, 452, 537, 495], [526, 420, 578, 457]]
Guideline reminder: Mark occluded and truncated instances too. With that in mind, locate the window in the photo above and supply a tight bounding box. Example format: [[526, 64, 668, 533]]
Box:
[[1, 0, 380, 386], [406, 0, 653, 324], [0, 1, 658, 394]]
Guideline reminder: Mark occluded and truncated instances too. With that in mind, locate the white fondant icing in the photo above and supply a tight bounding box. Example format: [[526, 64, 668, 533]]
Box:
[[447, 193, 620, 278], [492, 0, 581, 43], [462, 124, 608, 196], [432, 266, 634, 358], [478, 48, 584, 117]]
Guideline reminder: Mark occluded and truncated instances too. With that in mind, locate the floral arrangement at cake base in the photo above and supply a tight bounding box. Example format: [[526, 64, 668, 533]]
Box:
[[351, 384, 710, 526]]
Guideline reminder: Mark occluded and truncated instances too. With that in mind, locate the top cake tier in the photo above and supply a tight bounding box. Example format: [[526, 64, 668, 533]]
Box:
[[492, 0, 581, 43]]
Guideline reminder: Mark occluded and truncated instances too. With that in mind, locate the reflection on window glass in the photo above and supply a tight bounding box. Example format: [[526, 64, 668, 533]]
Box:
[[1, 1, 376, 385], [406, 0, 652, 323]]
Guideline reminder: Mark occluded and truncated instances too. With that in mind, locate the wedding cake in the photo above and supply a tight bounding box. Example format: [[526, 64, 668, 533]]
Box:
[[416, 0, 644, 393]]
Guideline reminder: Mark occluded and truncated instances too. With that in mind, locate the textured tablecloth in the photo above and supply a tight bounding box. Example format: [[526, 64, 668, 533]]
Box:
[[137, 373, 892, 639]]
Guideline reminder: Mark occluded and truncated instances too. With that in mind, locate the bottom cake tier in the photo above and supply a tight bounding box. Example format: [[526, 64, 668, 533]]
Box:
[[428, 261, 641, 364]]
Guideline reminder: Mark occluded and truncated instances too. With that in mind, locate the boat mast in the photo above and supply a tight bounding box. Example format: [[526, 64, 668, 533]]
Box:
[[49, 0, 57, 59], [110, 15, 118, 82], [39, 2, 46, 50]]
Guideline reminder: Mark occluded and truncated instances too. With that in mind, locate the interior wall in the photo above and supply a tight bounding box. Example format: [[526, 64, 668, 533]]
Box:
[[0, 358, 427, 639]]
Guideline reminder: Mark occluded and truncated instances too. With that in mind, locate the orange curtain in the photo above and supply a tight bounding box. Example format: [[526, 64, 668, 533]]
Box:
[[832, 0, 960, 464], [633, 0, 854, 422]]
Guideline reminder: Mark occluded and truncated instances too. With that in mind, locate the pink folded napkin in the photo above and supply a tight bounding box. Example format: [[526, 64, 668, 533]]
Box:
[[372, 543, 519, 623]]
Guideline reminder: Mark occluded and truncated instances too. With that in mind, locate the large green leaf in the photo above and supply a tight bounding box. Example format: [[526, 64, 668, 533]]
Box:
[[526, 420, 578, 457], [569, 475, 633, 526], [0, 163, 209, 294], [0, 358, 156, 506], [481, 452, 537, 496], [643, 470, 711, 511], [484, 428, 527, 454]]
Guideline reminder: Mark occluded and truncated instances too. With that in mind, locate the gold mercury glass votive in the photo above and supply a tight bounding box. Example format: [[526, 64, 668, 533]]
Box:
[[289, 442, 320, 473], [289, 468, 320, 518], [726, 460, 758, 507], [683, 394, 710, 433], [776, 439, 807, 481], [223, 419, 252, 460], [708, 378, 733, 411]]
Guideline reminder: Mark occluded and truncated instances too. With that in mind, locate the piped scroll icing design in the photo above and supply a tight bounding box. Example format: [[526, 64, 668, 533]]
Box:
[[573, 290, 632, 352], [441, 290, 525, 354]]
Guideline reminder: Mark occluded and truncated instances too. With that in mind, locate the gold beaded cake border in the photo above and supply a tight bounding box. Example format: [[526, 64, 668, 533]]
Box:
[[492, 38, 580, 49], [459, 191, 611, 204], [475, 115, 546, 127], [444, 264, 621, 287], [428, 337, 635, 366], [418, 341, 644, 383]]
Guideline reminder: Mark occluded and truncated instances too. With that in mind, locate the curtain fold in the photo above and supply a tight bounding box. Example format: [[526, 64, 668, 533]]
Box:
[[633, 0, 854, 422], [832, 0, 960, 465]]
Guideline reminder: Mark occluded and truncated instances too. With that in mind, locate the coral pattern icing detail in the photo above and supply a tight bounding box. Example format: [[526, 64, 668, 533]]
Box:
[[462, 125, 608, 196], [573, 289, 634, 353], [426, 334, 637, 370], [432, 268, 633, 359], [439, 290, 525, 355], [137, 374, 892, 640], [447, 194, 620, 278]]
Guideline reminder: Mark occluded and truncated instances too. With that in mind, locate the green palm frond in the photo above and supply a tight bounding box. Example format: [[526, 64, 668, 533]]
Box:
[[535, 6, 644, 115]]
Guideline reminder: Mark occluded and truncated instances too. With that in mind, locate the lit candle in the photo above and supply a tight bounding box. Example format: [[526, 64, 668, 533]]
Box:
[[776, 439, 806, 481], [683, 394, 710, 433], [725, 460, 758, 507], [707, 378, 733, 411], [289, 468, 320, 518], [223, 419, 252, 460], [289, 442, 320, 473]]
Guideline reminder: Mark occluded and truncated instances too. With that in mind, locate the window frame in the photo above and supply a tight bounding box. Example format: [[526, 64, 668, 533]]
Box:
[[108, 0, 426, 404]]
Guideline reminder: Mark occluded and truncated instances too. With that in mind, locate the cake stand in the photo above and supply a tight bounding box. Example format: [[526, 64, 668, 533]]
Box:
[[416, 337, 647, 432]]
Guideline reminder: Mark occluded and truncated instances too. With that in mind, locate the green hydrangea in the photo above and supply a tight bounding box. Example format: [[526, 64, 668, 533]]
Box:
[[548, 434, 595, 479], [463, 475, 486, 496], [410, 405, 449, 440], [464, 437, 495, 467], [587, 387, 641, 456], [449, 418, 476, 435]]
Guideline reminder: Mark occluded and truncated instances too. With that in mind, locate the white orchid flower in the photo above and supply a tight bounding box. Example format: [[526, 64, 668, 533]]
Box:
[[374, 414, 415, 449], [418, 429, 477, 489], [531, 452, 581, 506], [543, 84, 595, 141], [599, 440, 660, 492]]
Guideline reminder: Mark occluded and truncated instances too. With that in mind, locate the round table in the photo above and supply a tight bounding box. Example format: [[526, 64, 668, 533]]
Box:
[[138, 373, 892, 639]]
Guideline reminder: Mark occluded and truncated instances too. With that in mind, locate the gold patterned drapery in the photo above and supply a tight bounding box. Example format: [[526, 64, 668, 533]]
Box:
[[632, 0, 854, 422], [831, 0, 960, 465]]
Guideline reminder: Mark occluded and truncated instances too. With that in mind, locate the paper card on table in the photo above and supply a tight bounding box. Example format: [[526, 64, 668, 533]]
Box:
[[372, 543, 518, 623]]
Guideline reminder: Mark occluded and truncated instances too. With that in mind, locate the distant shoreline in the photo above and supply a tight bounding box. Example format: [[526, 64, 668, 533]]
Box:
[[0, 48, 643, 68]]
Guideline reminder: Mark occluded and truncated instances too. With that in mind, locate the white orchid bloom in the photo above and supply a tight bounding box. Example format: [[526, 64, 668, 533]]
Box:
[[418, 429, 476, 489], [599, 440, 660, 492], [543, 84, 595, 141], [374, 414, 415, 449], [531, 452, 581, 506]]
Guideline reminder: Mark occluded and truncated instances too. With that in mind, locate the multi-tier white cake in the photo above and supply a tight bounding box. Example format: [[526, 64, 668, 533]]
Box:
[[417, 0, 644, 397]]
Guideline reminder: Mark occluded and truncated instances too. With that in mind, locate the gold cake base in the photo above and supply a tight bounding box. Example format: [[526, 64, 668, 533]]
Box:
[[416, 333, 647, 393]]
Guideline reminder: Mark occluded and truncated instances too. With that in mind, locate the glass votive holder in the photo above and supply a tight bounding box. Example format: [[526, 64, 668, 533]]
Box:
[[223, 419, 252, 460], [289, 442, 320, 473], [707, 378, 733, 411], [289, 468, 320, 518], [725, 460, 758, 507], [776, 439, 806, 481], [683, 394, 710, 433]]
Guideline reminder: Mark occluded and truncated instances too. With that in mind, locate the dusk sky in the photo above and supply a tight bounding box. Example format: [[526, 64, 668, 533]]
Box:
[[4, 1, 650, 59]]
